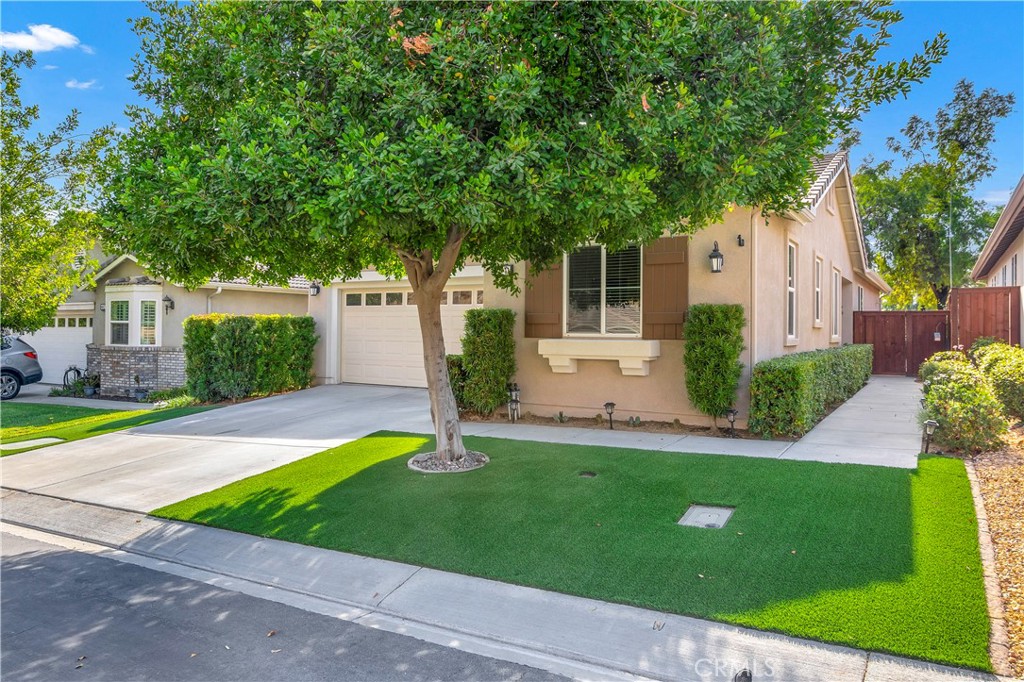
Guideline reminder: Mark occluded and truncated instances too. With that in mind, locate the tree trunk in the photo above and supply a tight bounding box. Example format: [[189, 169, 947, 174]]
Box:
[[414, 284, 467, 463], [397, 226, 469, 464], [935, 284, 951, 310]]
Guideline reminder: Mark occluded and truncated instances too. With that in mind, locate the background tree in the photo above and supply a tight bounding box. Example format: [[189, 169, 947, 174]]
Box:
[[1, 52, 112, 334], [855, 80, 1014, 309], [105, 1, 944, 464]]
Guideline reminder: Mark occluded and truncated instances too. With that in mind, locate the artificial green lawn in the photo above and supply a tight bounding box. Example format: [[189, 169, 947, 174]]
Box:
[[154, 432, 991, 670], [0, 402, 213, 455]]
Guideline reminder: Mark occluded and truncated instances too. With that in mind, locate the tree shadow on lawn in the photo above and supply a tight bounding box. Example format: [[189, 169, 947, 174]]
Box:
[[153, 431, 990, 669]]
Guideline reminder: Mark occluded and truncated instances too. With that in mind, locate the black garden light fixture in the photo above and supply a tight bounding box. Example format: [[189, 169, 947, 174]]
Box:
[[708, 241, 724, 273], [725, 408, 738, 437], [162, 295, 175, 314], [923, 419, 939, 454], [736, 233, 745, 247], [507, 383, 521, 423], [309, 282, 322, 297], [604, 401, 616, 430]]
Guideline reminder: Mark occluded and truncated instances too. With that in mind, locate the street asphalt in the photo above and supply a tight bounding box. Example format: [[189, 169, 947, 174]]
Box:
[[0, 532, 565, 682]]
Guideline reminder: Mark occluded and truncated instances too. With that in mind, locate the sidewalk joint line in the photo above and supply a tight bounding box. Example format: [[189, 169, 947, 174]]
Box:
[[375, 566, 424, 608]]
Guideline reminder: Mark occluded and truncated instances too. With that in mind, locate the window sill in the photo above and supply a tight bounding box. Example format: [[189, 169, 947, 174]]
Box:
[[784, 337, 799, 347], [537, 338, 661, 377]]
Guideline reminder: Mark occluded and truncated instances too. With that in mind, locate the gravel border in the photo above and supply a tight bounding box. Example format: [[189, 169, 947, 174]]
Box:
[[408, 451, 489, 474]]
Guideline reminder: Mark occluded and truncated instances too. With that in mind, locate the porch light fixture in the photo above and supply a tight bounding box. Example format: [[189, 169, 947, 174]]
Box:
[[507, 383, 521, 423], [604, 401, 616, 430], [725, 408, 738, 437], [923, 419, 939, 454], [736, 234, 745, 247], [162, 295, 175, 314], [309, 282, 322, 297], [708, 241, 724, 273]]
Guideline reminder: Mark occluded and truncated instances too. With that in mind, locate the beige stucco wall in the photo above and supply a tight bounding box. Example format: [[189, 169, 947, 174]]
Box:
[[502, 180, 887, 428], [92, 259, 309, 347], [978, 229, 1024, 345]]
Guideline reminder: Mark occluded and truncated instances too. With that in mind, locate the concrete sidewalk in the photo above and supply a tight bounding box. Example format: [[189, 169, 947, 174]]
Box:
[[0, 489, 1001, 682], [11, 382, 155, 411]]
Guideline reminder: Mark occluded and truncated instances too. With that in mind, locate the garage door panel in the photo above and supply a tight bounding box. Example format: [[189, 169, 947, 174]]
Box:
[[24, 321, 92, 383], [342, 288, 479, 388]]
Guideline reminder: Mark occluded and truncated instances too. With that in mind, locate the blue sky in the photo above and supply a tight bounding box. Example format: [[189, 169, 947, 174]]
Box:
[[3, 1, 1022, 204]]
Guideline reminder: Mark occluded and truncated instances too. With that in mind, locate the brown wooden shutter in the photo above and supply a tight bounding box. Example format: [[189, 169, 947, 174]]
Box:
[[524, 260, 563, 338], [642, 237, 689, 340]]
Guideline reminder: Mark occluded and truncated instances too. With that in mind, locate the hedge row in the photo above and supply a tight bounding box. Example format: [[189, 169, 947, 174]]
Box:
[[449, 308, 517, 414], [683, 304, 746, 426], [920, 350, 1005, 453], [183, 314, 317, 401], [749, 345, 873, 438], [972, 343, 1024, 422]]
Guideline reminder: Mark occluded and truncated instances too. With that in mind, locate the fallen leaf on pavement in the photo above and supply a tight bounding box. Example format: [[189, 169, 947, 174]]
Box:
[[267, 630, 277, 637]]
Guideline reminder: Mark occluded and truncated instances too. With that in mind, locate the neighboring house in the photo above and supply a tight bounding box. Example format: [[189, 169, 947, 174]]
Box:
[[971, 175, 1024, 344], [26, 253, 311, 396], [308, 150, 890, 428]]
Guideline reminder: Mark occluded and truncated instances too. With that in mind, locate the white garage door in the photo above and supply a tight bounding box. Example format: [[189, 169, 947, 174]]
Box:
[[342, 288, 482, 388], [24, 314, 94, 384]]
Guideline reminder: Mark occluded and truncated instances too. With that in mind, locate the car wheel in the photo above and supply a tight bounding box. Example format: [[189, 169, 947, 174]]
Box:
[[1, 372, 21, 400]]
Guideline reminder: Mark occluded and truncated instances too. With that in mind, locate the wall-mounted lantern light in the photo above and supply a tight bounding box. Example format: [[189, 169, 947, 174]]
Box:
[[162, 295, 175, 315], [736, 234, 745, 247], [309, 282, 322, 297], [923, 419, 939, 453], [708, 241, 724, 273], [604, 401, 616, 430]]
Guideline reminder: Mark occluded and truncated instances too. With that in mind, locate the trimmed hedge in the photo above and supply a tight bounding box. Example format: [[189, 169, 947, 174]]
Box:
[[973, 343, 1024, 421], [749, 345, 873, 438], [183, 314, 317, 402], [919, 350, 970, 389], [461, 308, 516, 414], [921, 358, 1005, 453], [683, 304, 746, 425]]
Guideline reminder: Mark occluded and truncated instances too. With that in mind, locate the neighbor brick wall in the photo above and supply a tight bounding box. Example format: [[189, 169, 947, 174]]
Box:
[[87, 344, 186, 397]]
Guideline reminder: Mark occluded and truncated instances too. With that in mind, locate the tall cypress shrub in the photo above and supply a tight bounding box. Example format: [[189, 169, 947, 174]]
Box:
[[462, 308, 516, 414], [683, 304, 746, 429]]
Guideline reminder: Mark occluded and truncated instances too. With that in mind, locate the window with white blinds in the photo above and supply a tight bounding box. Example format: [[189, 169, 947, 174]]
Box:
[[140, 300, 157, 345], [566, 245, 641, 335], [110, 300, 129, 345]]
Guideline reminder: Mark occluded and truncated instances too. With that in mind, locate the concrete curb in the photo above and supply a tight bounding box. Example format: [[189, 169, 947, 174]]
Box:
[[964, 458, 1014, 678], [1, 488, 1008, 682]]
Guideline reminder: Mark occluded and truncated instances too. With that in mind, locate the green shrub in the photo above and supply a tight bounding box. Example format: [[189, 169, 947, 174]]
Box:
[[969, 336, 1001, 359], [919, 350, 970, 390], [446, 354, 468, 411], [749, 345, 873, 438], [972, 343, 1024, 421], [183, 314, 318, 402], [146, 386, 189, 402], [683, 304, 746, 425], [461, 308, 516, 414], [922, 360, 1005, 453]]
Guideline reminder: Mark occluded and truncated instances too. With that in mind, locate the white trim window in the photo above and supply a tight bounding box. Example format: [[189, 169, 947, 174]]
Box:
[[1002, 265, 1008, 286], [786, 242, 798, 342], [856, 285, 865, 312], [813, 256, 823, 327], [105, 285, 163, 346], [831, 267, 841, 341], [565, 244, 641, 336], [1013, 255, 1019, 287], [110, 300, 130, 345]]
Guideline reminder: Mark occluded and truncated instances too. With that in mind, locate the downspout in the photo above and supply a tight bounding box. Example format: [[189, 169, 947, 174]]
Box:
[[749, 210, 758, 369], [206, 286, 223, 314]]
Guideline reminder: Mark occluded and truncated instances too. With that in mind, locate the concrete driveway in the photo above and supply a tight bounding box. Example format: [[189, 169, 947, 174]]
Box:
[[1, 385, 434, 512]]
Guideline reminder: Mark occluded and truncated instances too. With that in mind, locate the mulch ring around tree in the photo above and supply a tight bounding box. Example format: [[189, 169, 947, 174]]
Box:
[[408, 450, 489, 474]]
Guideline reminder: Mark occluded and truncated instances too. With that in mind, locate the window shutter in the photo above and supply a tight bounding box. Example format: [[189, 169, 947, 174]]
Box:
[[525, 260, 563, 338], [642, 237, 688, 340]]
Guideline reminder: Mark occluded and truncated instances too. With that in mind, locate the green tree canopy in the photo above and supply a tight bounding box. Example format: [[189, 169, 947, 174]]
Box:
[[105, 0, 944, 462], [1, 52, 112, 334], [855, 80, 1014, 309]]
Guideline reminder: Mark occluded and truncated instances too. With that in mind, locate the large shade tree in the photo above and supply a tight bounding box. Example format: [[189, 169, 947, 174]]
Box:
[[2, 52, 112, 334], [855, 80, 1015, 309], [104, 1, 944, 464]]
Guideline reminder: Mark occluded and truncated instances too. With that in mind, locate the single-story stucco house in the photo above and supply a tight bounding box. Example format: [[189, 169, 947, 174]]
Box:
[[971, 174, 1024, 344], [25, 251, 311, 396], [306, 150, 890, 428]]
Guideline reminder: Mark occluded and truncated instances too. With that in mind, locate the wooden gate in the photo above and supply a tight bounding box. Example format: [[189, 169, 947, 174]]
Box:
[[949, 286, 1021, 349], [853, 311, 950, 376]]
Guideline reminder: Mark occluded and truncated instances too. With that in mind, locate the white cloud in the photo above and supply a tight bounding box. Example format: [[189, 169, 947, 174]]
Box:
[[42, 64, 59, 70], [980, 188, 1013, 206], [1, 24, 81, 52], [65, 78, 98, 90], [80, 44, 95, 55]]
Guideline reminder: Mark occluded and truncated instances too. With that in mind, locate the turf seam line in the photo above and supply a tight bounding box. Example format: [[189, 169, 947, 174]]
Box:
[[963, 457, 1013, 677]]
